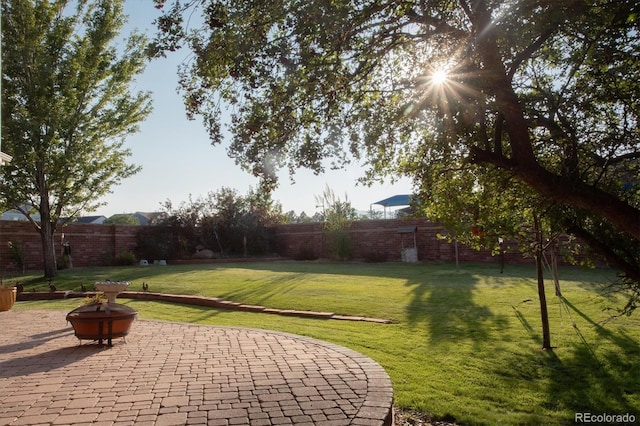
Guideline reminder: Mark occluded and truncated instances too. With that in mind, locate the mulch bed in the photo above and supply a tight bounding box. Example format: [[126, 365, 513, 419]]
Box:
[[394, 407, 458, 426]]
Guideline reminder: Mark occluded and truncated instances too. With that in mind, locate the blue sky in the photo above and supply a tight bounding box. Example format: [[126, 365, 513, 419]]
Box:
[[98, 2, 413, 217]]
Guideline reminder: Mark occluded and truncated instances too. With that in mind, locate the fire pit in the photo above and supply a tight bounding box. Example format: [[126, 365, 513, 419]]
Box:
[[66, 281, 136, 346], [66, 303, 137, 346]]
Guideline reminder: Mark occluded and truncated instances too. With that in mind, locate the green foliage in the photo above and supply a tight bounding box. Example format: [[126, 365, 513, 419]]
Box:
[[104, 214, 140, 225], [1, 0, 152, 277], [418, 165, 544, 251], [7, 241, 24, 272], [415, 161, 639, 315], [314, 186, 356, 260], [327, 229, 351, 261], [56, 255, 70, 270], [282, 210, 321, 224], [0, 278, 18, 289], [82, 293, 107, 305], [114, 250, 137, 266], [152, 0, 639, 287], [157, 187, 284, 257], [314, 185, 358, 230], [136, 225, 175, 260]]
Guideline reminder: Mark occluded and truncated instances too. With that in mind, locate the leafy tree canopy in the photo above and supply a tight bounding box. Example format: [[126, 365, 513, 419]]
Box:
[[158, 187, 284, 256], [1, 0, 152, 276], [104, 214, 140, 225], [152, 0, 639, 281]]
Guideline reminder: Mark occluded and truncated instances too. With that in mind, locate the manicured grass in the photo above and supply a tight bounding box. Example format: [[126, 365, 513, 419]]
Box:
[[9, 261, 640, 425]]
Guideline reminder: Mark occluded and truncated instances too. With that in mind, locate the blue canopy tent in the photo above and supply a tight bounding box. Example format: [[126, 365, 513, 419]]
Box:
[[371, 194, 413, 219], [371, 194, 419, 262]]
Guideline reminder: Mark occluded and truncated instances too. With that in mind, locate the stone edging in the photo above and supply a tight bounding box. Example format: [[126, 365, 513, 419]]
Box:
[[17, 291, 393, 324]]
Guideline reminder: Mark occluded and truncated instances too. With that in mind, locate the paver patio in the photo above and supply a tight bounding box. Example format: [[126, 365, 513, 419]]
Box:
[[0, 310, 393, 425]]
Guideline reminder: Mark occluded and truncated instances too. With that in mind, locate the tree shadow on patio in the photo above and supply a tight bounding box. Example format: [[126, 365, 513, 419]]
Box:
[[0, 345, 99, 378], [0, 327, 73, 356]]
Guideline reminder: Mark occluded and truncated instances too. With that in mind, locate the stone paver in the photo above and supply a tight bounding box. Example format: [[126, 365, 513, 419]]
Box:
[[0, 310, 393, 425]]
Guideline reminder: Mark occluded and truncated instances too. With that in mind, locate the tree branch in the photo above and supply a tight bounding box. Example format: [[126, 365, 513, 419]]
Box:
[[564, 223, 640, 283], [468, 146, 514, 170], [506, 29, 555, 81]]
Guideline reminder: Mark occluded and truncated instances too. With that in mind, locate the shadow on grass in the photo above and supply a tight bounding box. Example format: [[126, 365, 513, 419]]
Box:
[[10, 266, 174, 291], [512, 305, 534, 333], [12, 260, 609, 290], [547, 344, 639, 416], [491, 297, 640, 422], [404, 269, 509, 346], [521, 334, 639, 420], [218, 273, 310, 307]]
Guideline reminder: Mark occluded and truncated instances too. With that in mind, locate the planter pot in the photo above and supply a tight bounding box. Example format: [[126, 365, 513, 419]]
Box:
[[66, 303, 137, 346], [0, 287, 17, 312]]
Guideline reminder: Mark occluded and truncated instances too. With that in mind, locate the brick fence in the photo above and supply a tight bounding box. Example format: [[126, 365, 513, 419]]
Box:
[[0, 218, 526, 273], [0, 221, 139, 273], [273, 218, 524, 264]]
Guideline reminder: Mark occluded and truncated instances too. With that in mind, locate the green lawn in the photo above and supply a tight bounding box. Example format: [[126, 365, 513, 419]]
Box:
[[9, 261, 640, 425]]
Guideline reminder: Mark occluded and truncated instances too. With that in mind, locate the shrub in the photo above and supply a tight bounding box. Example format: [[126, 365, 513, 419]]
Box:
[[136, 226, 175, 260], [328, 230, 351, 261], [114, 250, 137, 266], [56, 255, 71, 270], [7, 241, 24, 272]]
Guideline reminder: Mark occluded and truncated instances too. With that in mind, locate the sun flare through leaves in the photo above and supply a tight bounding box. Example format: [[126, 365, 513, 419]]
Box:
[[431, 68, 448, 85]]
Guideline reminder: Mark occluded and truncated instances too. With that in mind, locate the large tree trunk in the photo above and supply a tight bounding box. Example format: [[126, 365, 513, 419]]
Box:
[[470, 145, 640, 241], [34, 162, 58, 278], [40, 220, 57, 279], [38, 188, 57, 278], [519, 164, 640, 241]]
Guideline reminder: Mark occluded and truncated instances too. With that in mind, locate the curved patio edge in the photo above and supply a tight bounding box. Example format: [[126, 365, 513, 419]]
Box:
[[246, 327, 395, 426], [0, 310, 394, 426]]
